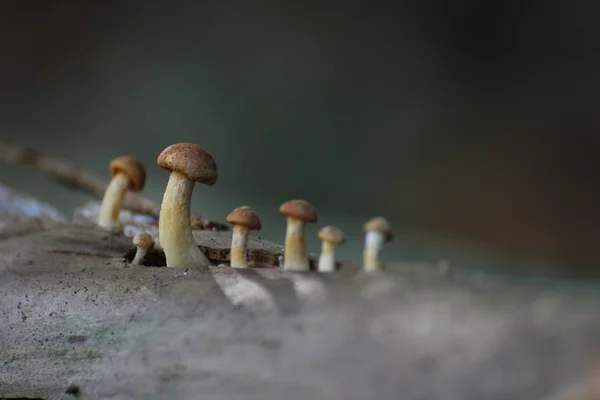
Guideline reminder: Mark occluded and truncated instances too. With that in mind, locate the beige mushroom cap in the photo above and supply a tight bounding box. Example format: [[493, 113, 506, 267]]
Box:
[[157, 143, 218, 185], [318, 226, 345, 245], [226, 206, 262, 230], [109, 156, 146, 192], [279, 199, 318, 223], [363, 217, 393, 242], [133, 232, 153, 248]]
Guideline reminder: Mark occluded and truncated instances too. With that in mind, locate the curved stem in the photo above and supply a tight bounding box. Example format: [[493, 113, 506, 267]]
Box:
[[98, 172, 129, 230], [363, 231, 384, 271], [230, 225, 249, 268], [283, 217, 309, 271], [159, 171, 210, 268], [132, 247, 148, 265], [318, 241, 336, 272]]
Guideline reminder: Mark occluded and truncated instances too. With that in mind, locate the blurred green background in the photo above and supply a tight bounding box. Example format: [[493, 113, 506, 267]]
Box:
[[1, 1, 600, 278]]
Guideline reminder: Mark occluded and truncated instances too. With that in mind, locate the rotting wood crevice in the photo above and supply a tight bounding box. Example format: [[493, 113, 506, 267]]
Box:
[[0, 397, 47, 400]]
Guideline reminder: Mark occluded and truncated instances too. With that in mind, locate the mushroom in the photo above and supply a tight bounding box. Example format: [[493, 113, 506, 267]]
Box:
[[98, 156, 146, 231], [131, 232, 153, 265], [317, 226, 344, 273], [362, 217, 393, 271], [157, 143, 218, 268], [279, 199, 317, 271], [226, 206, 262, 268]]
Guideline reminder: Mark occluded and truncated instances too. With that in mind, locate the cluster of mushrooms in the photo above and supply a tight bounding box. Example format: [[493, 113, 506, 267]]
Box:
[[96, 143, 393, 272]]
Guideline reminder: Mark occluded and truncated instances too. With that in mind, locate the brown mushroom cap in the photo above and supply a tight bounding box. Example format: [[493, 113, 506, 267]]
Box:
[[279, 199, 318, 223], [363, 217, 393, 242], [318, 226, 345, 245], [226, 206, 262, 230], [109, 156, 146, 192], [133, 232, 153, 247], [157, 143, 218, 185]]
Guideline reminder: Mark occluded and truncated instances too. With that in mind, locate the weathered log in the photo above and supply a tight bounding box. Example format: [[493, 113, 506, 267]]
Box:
[[1, 216, 600, 400]]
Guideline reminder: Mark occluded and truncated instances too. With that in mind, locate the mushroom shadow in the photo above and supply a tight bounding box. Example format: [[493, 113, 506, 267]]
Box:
[[231, 268, 302, 316]]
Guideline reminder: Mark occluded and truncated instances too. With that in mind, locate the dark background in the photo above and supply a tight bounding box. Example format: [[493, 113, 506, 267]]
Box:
[[1, 1, 600, 278]]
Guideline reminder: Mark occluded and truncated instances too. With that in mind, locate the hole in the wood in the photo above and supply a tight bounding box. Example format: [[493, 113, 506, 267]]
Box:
[[0, 398, 47, 400], [64, 383, 81, 396], [122, 247, 347, 270], [122, 247, 166, 267]]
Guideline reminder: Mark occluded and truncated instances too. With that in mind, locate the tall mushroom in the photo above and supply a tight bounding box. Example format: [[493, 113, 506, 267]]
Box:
[[317, 226, 344, 273], [362, 217, 393, 271], [279, 199, 317, 271], [226, 206, 262, 268], [98, 156, 146, 231], [157, 143, 218, 268]]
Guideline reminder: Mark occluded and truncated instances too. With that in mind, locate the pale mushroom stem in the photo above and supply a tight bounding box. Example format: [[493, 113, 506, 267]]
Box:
[[98, 172, 129, 230], [132, 247, 148, 265], [318, 241, 336, 273], [230, 225, 249, 268], [283, 216, 310, 271], [363, 231, 384, 271], [159, 171, 210, 267]]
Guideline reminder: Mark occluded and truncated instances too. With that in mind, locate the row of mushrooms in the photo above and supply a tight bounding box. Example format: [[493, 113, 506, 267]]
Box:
[[97, 143, 393, 272]]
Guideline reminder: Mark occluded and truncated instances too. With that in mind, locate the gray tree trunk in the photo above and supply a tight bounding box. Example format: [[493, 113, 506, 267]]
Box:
[[0, 214, 599, 400]]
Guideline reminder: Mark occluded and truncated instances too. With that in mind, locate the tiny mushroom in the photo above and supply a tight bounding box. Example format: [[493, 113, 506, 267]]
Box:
[[279, 199, 317, 271], [131, 232, 153, 265], [362, 217, 393, 271], [317, 226, 345, 273], [98, 156, 146, 231], [157, 143, 218, 268], [226, 206, 262, 268]]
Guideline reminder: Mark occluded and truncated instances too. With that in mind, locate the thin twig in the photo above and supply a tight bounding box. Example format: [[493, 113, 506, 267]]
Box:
[[0, 140, 228, 230]]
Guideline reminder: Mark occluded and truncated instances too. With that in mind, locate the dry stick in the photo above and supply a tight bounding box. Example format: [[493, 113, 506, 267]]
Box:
[[0, 140, 228, 231]]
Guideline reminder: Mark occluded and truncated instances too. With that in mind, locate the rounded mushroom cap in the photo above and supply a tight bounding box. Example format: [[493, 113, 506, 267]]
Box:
[[109, 156, 146, 192], [318, 226, 345, 245], [363, 216, 393, 242], [133, 232, 154, 247], [157, 143, 218, 185], [226, 206, 262, 230], [279, 199, 318, 223]]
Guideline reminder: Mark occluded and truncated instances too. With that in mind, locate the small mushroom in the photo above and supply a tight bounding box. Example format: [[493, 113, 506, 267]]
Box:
[[317, 226, 344, 273], [279, 199, 317, 271], [226, 206, 262, 268], [98, 157, 146, 231], [362, 217, 393, 271], [157, 143, 218, 268], [131, 232, 153, 265]]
